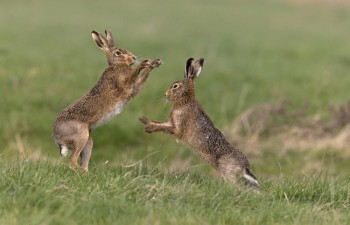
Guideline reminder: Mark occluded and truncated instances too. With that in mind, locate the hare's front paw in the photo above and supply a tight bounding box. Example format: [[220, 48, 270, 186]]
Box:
[[139, 115, 150, 124], [144, 125, 156, 133], [140, 59, 152, 68], [150, 59, 163, 68]]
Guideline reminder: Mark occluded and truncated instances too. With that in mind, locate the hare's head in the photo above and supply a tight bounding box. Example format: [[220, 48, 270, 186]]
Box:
[[91, 30, 137, 66], [165, 58, 204, 102]]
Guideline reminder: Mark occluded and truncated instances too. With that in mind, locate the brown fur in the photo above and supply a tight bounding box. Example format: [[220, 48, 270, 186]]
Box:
[[139, 58, 258, 188], [52, 29, 162, 172]]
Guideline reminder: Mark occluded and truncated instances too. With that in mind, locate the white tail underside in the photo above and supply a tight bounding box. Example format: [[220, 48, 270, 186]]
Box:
[[243, 173, 259, 186], [60, 146, 69, 157]]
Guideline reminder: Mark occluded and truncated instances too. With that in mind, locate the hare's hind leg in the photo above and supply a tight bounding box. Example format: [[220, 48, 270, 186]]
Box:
[[69, 129, 90, 172], [217, 156, 243, 183], [80, 136, 93, 172], [53, 121, 89, 172]]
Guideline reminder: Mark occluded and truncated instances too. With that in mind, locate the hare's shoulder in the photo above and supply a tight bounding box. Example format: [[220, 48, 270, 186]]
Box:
[[192, 103, 222, 136]]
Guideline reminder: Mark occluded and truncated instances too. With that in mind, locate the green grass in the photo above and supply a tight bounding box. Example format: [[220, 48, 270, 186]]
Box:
[[0, 159, 349, 225], [1, 0, 350, 224]]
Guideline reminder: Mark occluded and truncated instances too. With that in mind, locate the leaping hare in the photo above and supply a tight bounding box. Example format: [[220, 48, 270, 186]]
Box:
[[139, 58, 258, 189], [52, 29, 162, 172]]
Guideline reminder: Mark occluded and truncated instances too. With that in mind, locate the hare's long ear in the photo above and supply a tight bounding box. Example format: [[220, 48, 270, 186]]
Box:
[[91, 31, 110, 51], [192, 58, 204, 78], [184, 58, 194, 80], [105, 29, 115, 48], [184, 58, 204, 80]]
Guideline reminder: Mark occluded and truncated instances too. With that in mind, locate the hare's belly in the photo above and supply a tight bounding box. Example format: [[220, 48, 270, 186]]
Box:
[[91, 100, 126, 129]]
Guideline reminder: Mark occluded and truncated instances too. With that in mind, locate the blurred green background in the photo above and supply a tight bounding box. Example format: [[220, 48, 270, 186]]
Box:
[[1, 0, 350, 178]]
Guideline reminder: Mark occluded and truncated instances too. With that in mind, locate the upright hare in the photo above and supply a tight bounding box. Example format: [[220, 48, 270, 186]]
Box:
[[53, 29, 162, 172], [139, 58, 258, 188]]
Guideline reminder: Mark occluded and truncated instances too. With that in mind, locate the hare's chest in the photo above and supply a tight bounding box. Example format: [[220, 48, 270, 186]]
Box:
[[92, 100, 126, 129], [172, 109, 191, 135], [172, 109, 183, 127]]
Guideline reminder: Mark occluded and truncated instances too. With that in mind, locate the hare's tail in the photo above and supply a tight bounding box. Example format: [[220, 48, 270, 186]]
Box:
[[243, 168, 259, 189], [59, 145, 69, 157]]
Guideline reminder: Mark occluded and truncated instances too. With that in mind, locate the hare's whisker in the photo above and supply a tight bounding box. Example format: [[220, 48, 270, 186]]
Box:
[[133, 53, 145, 65], [161, 99, 169, 112], [135, 52, 144, 59]]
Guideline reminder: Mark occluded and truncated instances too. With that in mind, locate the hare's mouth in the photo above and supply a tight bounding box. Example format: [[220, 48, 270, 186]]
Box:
[[165, 91, 172, 101]]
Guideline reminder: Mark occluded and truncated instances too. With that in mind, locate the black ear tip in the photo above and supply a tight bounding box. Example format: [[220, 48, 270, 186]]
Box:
[[199, 58, 204, 66], [186, 58, 194, 63], [91, 31, 98, 35]]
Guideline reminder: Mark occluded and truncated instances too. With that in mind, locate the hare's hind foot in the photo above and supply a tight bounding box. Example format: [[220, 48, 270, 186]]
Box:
[[69, 161, 88, 173]]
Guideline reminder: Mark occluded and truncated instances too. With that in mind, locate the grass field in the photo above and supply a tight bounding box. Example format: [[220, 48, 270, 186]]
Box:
[[1, 0, 350, 224], [1, 160, 349, 225]]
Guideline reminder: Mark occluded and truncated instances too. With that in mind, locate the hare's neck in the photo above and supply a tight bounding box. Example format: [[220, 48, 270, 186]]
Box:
[[102, 64, 128, 76], [108, 61, 130, 67], [186, 80, 195, 99], [107, 63, 130, 71], [173, 97, 193, 108]]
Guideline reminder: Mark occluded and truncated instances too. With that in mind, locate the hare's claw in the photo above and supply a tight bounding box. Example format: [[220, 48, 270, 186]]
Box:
[[151, 59, 162, 68], [139, 116, 149, 124], [144, 125, 154, 133], [140, 59, 151, 68]]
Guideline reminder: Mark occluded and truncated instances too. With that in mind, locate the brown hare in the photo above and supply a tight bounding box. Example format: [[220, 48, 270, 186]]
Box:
[[52, 29, 162, 172], [139, 58, 258, 189]]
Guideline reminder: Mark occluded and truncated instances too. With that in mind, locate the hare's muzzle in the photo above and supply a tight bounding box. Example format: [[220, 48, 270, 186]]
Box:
[[165, 90, 173, 101], [133, 57, 139, 65], [130, 56, 137, 65]]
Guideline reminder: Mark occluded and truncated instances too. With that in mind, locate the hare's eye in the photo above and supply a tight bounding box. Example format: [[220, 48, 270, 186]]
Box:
[[173, 84, 179, 89], [115, 50, 121, 56]]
